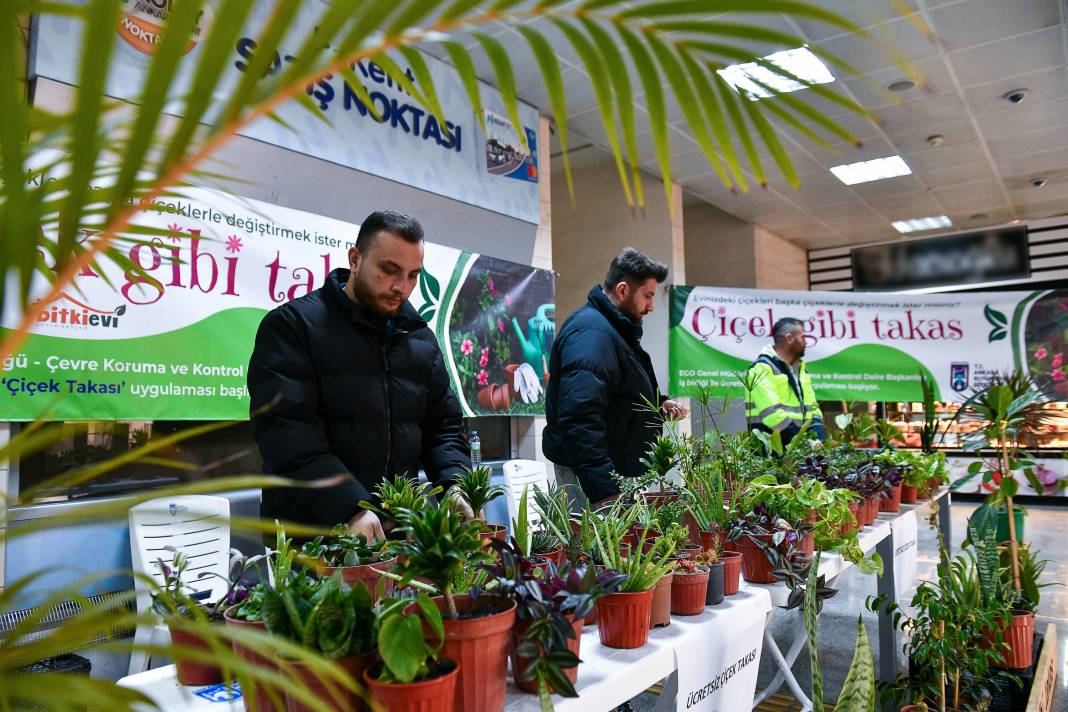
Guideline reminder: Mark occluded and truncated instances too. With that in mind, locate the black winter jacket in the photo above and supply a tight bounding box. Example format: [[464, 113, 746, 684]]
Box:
[[248, 268, 469, 527], [542, 286, 661, 503]]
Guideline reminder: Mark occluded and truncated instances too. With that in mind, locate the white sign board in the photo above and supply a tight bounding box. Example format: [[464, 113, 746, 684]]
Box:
[[674, 597, 764, 711], [891, 510, 919, 600]]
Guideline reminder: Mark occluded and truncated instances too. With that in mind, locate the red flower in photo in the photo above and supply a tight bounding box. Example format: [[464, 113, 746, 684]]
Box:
[[477, 369, 489, 386]]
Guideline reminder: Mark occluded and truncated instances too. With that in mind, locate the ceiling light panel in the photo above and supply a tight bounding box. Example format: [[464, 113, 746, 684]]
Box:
[[717, 47, 835, 100], [892, 215, 953, 233], [830, 155, 912, 185]]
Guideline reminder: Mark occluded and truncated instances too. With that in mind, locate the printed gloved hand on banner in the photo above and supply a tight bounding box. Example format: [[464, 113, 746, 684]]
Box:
[[512, 362, 543, 404]]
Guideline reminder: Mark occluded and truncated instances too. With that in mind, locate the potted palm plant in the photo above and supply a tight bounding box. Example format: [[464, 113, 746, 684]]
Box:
[[364, 593, 460, 712], [362, 475, 444, 534], [301, 524, 396, 601], [452, 465, 509, 541], [388, 501, 512, 712]]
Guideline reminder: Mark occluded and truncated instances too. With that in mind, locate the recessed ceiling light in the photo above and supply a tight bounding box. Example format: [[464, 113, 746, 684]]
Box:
[[887, 78, 917, 92], [718, 47, 834, 100], [892, 215, 953, 234], [926, 134, 944, 147], [970, 213, 989, 221], [1031, 177, 1048, 188], [829, 155, 912, 185]]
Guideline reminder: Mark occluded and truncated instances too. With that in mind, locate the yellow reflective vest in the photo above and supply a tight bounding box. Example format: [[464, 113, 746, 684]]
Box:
[[745, 346, 823, 442]]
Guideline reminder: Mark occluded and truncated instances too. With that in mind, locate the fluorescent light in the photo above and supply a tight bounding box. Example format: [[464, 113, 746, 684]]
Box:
[[892, 215, 953, 233], [830, 155, 912, 185], [717, 47, 834, 99]]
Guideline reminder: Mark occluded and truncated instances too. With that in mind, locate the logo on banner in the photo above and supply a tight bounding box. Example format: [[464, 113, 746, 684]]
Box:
[[34, 293, 127, 332], [484, 110, 538, 183], [950, 362, 970, 392], [118, 0, 213, 56]]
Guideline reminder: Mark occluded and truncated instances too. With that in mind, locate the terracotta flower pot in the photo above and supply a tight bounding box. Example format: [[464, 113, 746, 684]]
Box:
[[504, 364, 521, 397], [865, 496, 879, 524], [901, 484, 918, 504], [621, 532, 638, 550], [476, 383, 510, 411], [998, 610, 1035, 669], [884, 482, 903, 513], [642, 492, 679, 506], [926, 477, 940, 495], [855, 500, 869, 529], [284, 652, 376, 712], [168, 623, 224, 686], [798, 530, 815, 558], [698, 529, 719, 554], [720, 551, 742, 595], [224, 607, 278, 712], [596, 588, 654, 649], [363, 658, 459, 712], [511, 614, 584, 693], [705, 561, 725, 606], [320, 558, 396, 603], [478, 525, 508, 547], [670, 567, 710, 615], [428, 596, 516, 712], [547, 548, 567, 568], [737, 534, 777, 584], [649, 572, 673, 628], [673, 544, 702, 561], [641, 535, 661, 554], [584, 604, 598, 627]]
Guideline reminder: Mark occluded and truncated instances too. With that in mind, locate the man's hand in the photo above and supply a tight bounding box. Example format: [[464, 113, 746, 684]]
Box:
[[444, 489, 482, 521], [662, 399, 689, 420], [592, 495, 618, 511], [348, 510, 385, 541]]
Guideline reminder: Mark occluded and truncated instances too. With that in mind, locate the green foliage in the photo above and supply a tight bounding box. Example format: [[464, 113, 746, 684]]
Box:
[[362, 475, 443, 520], [261, 571, 376, 660], [833, 618, 874, 712], [591, 502, 674, 593], [300, 524, 390, 567], [804, 551, 824, 711], [452, 465, 507, 518], [375, 593, 447, 684], [532, 483, 574, 551]]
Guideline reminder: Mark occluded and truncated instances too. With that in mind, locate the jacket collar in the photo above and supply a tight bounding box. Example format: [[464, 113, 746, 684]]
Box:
[[325, 268, 425, 334], [588, 285, 643, 344], [760, 343, 804, 371]]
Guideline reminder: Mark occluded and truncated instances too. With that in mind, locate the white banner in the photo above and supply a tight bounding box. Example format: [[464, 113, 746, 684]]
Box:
[[674, 594, 765, 712], [31, 1, 542, 224], [891, 510, 919, 600]]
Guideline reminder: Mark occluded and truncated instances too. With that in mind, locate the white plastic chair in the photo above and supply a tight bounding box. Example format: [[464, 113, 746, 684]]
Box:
[[127, 495, 231, 676], [501, 460, 551, 530]]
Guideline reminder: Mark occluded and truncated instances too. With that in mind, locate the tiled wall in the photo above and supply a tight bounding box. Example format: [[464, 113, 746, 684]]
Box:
[[755, 227, 809, 291]]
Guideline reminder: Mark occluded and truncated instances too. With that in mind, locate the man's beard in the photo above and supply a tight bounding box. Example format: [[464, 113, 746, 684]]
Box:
[[352, 268, 401, 317]]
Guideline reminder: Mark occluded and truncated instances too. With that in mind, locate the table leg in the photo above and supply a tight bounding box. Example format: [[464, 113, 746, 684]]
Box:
[[938, 491, 953, 566], [651, 672, 677, 712], [753, 620, 812, 710], [875, 533, 898, 712]]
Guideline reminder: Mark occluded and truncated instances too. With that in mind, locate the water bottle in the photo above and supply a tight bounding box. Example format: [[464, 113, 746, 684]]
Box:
[[469, 431, 481, 469]]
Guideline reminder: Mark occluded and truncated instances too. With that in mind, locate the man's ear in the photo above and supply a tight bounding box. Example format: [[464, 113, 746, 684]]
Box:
[[348, 246, 361, 271], [613, 280, 629, 302]]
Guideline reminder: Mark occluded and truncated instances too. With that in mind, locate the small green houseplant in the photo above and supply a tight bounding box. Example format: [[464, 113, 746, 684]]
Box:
[[300, 524, 396, 601]]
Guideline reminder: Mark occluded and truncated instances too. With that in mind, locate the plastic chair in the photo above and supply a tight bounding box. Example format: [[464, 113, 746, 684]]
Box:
[[127, 495, 231, 676], [501, 460, 551, 531]]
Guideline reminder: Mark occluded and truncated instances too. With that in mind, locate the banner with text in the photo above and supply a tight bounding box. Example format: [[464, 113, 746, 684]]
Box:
[[0, 188, 554, 420], [669, 285, 1068, 402], [31, 0, 541, 223]]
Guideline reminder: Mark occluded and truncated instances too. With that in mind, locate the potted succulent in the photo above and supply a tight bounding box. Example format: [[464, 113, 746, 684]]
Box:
[[362, 474, 443, 533], [484, 539, 624, 702], [669, 558, 709, 615], [512, 486, 564, 570], [364, 593, 459, 712], [592, 510, 676, 648], [301, 524, 396, 601], [452, 465, 509, 542], [532, 483, 578, 563], [647, 522, 689, 627], [388, 501, 512, 712]]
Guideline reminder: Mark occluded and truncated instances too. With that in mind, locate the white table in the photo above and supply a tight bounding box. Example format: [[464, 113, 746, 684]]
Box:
[[504, 586, 773, 711], [744, 488, 953, 712], [119, 588, 774, 712]]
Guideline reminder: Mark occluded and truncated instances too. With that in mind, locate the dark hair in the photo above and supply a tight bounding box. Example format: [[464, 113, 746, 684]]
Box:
[[604, 247, 668, 290], [355, 210, 424, 251], [772, 317, 804, 343]]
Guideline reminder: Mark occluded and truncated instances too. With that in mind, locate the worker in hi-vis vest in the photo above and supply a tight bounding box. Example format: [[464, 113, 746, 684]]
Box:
[[745, 317, 824, 446]]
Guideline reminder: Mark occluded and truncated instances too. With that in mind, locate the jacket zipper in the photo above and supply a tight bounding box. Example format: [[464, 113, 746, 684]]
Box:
[[381, 336, 392, 478]]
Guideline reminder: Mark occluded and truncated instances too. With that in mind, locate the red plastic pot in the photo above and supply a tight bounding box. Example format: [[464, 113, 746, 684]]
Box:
[[736, 534, 777, 584], [998, 610, 1035, 669], [548, 548, 568, 567], [595, 588, 654, 649], [284, 652, 376, 712], [511, 614, 583, 693], [673, 544, 702, 560], [428, 596, 515, 712], [641, 535, 661, 554], [854, 500, 869, 529], [865, 496, 879, 524], [721, 551, 742, 595], [884, 482, 903, 513], [320, 558, 396, 603], [670, 568, 710, 615], [223, 607, 278, 712], [901, 484, 918, 504], [798, 530, 815, 558], [926, 477, 941, 495], [650, 572, 674, 628], [168, 623, 224, 686], [698, 529, 718, 554], [642, 492, 679, 506], [478, 525, 508, 547], [363, 658, 459, 712]]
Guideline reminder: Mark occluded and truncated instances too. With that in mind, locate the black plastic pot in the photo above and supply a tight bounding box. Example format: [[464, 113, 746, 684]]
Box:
[[705, 561, 725, 606]]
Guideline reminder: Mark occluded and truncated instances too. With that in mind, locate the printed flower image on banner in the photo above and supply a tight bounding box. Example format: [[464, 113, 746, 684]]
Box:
[[448, 255, 554, 415], [1023, 289, 1068, 398]]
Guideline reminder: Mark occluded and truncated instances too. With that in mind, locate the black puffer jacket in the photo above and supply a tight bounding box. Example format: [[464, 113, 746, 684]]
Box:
[[248, 268, 469, 527], [542, 286, 661, 503]]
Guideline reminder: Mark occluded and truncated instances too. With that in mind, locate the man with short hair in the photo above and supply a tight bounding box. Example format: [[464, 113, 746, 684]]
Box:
[[248, 210, 473, 541], [543, 247, 688, 508], [745, 317, 824, 446]]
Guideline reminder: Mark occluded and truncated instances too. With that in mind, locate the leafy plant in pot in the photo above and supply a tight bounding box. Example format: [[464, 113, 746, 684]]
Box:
[[592, 512, 676, 648], [388, 501, 512, 712], [512, 486, 564, 569], [300, 524, 396, 601], [362, 475, 444, 536], [533, 482, 578, 560], [365, 593, 459, 712], [484, 538, 624, 705], [452, 465, 509, 542]]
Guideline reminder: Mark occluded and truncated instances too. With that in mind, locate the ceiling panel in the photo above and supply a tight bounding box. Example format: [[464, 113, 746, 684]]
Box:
[[793, 0, 921, 42], [963, 67, 1068, 114], [948, 26, 1066, 87], [975, 98, 1068, 139], [927, 0, 1061, 51], [817, 17, 941, 74]]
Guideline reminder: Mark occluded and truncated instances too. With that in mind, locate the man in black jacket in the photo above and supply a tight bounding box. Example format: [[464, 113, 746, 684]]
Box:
[[543, 247, 687, 508], [248, 210, 472, 540]]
